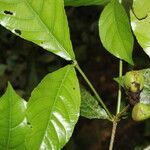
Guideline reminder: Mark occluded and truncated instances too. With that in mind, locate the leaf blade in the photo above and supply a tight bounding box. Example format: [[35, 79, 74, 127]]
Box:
[[0, 0, 74, 60], [26, 65, 81, 150], [99, 0, 134, 64], [0, 83, 28, 150], [130, 0, 150, 57], [64, 0, 109, 6], [140, 69, 150, 104], [80, 86, 108, 119]]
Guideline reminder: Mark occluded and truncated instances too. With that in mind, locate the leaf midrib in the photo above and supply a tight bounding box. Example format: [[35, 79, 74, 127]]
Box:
[[24, 0, 71, 59], [40, 66, 71, 148], [6, 88, 11, 150], [112, 1, 130, 59]]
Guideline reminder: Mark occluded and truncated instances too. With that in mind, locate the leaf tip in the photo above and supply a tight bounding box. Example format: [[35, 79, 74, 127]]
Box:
[[7, 81, 13, 89], [126, 57, 134, 66]]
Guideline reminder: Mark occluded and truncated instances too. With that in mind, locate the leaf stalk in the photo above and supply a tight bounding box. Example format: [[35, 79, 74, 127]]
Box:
[[75, 64, 113, 120]]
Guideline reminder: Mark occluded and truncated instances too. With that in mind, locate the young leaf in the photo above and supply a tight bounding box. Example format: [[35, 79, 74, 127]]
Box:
[[0, 0, 75, 61], [130, 0, 150, 57], [80, 86, 108, 119], [26, 65, 81, 150], [99, 0, 134, 65], [132, 103, 150, 121], [114, 76, 124, 87], [115, 69, 150, 104], [0, 83, 29, 150], [64, 0, 109, 6]]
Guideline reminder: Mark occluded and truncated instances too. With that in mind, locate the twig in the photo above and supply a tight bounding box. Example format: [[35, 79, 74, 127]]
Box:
[[109, 60, 123, 150], [109, 122, 117, 150], [75, 64, 113, 120]]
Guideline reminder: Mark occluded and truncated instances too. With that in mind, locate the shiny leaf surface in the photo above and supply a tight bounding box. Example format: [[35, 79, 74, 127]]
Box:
[[64, 0, 109, 6], [0, 83, 28, 150], [99, 0, 134, 64], [130, 0, 150, 57], [0, 0, 75, 60], [80, 86, 108, 119], [26, 65, 81, 150]]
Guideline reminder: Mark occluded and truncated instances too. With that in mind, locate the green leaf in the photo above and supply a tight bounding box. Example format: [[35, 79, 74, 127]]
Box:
[[114, 76, 124, 87], [115, 69, 150, 104], [0, 0, 75, 61], [140, 69, 150, 104], [130, 0, 150, 57], [26, 65, 81, 150], [0, 83, 29, 150], [99, 0, 134, 65], [64, 0, 109, 6], [80, 86, 108, 119]]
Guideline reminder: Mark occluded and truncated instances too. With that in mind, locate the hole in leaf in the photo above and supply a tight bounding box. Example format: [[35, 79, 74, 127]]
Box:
[[14, 29, 22, 35], [68, 60, 74, 65], [4, 10, 13, 15], [27, 122, 31, 125], [27, 122, 32, 128]]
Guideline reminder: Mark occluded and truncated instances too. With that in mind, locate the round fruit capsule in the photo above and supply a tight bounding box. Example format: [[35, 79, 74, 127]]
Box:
[[124, 71, 144, 93], [132, 103, 150, 121]]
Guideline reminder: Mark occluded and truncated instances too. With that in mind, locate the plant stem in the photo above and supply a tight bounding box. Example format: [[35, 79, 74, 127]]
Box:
[[75, 64, 113, 120], [109, 122, 117, 150], [109, 60, 123, 150], [116, 104, 130, 118], [116, 60, 123, 114]]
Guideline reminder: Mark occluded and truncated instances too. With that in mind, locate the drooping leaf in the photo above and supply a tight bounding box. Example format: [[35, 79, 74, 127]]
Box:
[[0, 0, 75, 61], [0, 83, 29, 150], [80, 86, 108, 119], [130, 0, 150, 57], [115, 69, 150, 104], [64, 0, 109, 6], [99, 0, 134, 65], [26, 65, 81, 150]]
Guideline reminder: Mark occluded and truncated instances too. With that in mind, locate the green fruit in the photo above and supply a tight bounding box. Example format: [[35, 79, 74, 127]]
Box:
[[132, 103, 150, 121], [124, 71, 144, 92]]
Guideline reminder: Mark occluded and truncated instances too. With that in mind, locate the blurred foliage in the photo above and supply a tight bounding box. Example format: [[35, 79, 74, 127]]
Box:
[[0, 6, 150, 150]]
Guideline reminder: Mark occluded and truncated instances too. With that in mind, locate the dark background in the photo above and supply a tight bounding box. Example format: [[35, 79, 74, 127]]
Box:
[[0, 5, 150, 150]]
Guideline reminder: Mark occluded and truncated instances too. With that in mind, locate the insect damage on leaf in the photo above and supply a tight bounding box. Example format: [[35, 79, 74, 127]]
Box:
[[131, 7, 148, 21], [14, 29, 22, 35], [4, 10, 13, 15], [126, 90, 141, 106], [124, 71, 144, 106]]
